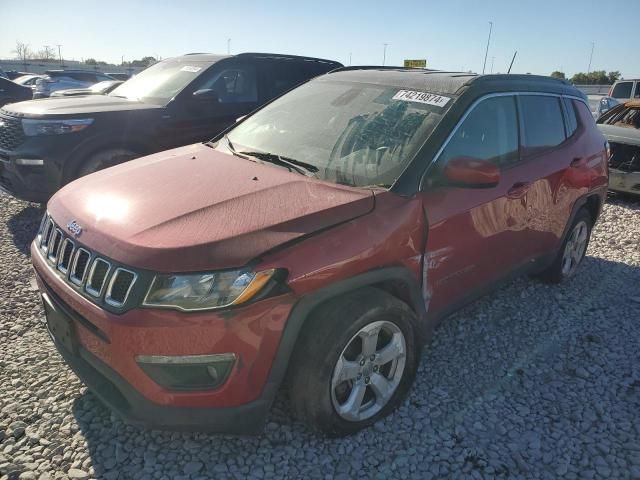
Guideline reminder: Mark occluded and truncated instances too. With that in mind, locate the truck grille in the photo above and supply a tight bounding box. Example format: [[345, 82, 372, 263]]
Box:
[[0, 112, 25, 151], [37, 213, 138, 309]]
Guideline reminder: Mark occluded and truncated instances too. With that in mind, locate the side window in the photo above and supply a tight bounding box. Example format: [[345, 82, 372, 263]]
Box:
[[439, 95, 519, 167], [563, 98, 578, 137], [519, 95, 566, 150], [611, 81, 633, 99], [96, 73, 113, 82], [196, 65, 257, 104], [266, 61, 309, 98], [634, 82, 640, 99]]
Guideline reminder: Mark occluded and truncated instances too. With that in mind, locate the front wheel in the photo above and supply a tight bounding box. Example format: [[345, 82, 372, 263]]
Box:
[[76, 148, 138, 178], [287, 288, 420, 436]]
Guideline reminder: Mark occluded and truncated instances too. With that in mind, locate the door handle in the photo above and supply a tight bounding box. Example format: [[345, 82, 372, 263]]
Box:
[[570, 157, 586, 168], [507, 182, 531, 199]]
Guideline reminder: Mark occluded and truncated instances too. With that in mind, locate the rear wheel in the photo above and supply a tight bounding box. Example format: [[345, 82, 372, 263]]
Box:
[[76, 148, 138, 178], [538, 209, 592, 283], [288, 288, 421, 436]]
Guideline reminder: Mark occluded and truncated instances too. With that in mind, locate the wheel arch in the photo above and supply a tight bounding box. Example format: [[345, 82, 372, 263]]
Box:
[[61, 134, 156, 184], [261, 267, 430, 404]]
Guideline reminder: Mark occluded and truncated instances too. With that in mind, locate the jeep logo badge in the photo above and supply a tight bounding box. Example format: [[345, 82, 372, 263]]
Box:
[[67, 220, 82, 237]]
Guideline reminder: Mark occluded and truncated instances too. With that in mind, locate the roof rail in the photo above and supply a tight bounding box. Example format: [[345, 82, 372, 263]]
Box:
[[235, 52, 341, 64]]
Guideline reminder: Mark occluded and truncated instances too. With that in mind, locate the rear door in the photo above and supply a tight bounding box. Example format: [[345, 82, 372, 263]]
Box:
[[515, 94, 572, 259], [420, 94, 531, 317]]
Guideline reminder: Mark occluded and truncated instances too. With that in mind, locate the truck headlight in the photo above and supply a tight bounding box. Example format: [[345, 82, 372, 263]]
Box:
[[22, 118, 94, 136], [143, 269, 276, 311]]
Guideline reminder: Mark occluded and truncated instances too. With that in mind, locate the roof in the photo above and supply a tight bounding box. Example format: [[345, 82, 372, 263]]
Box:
[[623, 100, 640, 108], [321, 68, 581, 98], [178, 52, 341, 66]]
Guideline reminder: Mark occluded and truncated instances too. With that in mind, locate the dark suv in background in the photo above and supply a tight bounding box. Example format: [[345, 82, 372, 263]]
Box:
[[0, 53, 342, 202]]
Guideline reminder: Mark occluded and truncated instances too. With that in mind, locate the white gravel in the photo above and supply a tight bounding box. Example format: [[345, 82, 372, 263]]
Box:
[[1, 192, 639, 480]]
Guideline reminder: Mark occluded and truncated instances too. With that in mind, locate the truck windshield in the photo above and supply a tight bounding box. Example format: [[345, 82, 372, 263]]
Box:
[[109, 60, 212, 105], [226, 79, 452, 188]]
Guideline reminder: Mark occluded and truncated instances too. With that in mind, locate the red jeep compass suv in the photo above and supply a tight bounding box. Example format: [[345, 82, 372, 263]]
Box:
[[32, 68, 608, 436]]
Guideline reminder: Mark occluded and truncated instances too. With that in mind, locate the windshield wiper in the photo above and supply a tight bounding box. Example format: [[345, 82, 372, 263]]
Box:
[[239, 151, 319, 177]]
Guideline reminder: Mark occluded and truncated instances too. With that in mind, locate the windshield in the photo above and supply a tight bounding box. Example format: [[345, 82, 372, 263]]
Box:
[[109, 60, 212, 104], [226, 79, 452, 187]]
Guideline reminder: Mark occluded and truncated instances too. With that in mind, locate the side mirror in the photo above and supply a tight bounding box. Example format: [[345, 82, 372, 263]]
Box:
[[444, 157, 500, 188], [192, 89, 219, 103]]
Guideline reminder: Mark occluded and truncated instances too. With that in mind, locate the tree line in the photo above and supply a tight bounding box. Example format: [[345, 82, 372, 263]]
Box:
[[11, 41, 157, 68], [550, 70, 622, 85]]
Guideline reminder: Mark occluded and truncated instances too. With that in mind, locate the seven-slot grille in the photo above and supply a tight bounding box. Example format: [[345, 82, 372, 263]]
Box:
[[0, 112, 25, 151], [37, 214, 137, 308]]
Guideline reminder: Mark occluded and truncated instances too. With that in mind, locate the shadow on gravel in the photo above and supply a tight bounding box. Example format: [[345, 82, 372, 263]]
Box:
[[67, 255, 640, 479], [6, 202, 44, 255]]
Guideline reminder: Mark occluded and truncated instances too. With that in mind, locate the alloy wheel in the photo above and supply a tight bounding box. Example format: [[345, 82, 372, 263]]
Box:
[[330, 320, 406, 422], [561, 220, 589, 277]]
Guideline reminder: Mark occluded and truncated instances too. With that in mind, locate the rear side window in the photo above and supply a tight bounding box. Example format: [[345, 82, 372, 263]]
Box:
[[563, 98, 578, 136], [266, 61, 310, 98], [439, 95, 519, 167], [519, 96, 566, 150], [635, 82, 640, 99], [611, 82, 633, 99]]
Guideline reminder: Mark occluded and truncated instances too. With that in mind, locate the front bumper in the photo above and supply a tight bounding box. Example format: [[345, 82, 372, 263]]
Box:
[[609, 168, 640, 195], [32, 242, 296, 432]]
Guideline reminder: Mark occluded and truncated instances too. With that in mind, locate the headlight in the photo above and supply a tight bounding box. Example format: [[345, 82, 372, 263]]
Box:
[[22, 118, 94, 136], [143, 268, 276, 311]]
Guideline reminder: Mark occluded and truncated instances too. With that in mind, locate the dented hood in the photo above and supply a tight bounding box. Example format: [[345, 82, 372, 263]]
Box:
[[48, 143, 374, 272]]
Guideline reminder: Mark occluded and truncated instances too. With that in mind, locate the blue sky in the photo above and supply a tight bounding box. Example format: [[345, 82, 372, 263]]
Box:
[[1, 0, 639, 78]]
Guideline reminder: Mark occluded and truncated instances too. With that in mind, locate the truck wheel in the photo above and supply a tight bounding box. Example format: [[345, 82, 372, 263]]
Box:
[[538, 208, 592, 284], [76, 148, 137, 178], [288, 287, 420, 436]]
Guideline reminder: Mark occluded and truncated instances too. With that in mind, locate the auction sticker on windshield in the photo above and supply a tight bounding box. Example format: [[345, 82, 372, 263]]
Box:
[[392, 90, 451, 107]]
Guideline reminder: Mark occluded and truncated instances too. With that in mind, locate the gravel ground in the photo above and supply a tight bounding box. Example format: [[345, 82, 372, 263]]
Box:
[[1, 192, 639, 480]]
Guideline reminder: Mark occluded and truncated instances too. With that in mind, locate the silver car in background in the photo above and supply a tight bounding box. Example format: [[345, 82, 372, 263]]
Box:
[[33, 70, 115, 98], [50, 80, 124, 97]]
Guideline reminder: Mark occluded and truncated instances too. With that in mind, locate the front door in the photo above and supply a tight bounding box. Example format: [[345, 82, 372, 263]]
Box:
[[165, 62, 260, 147], [420, 94, 532, 318]]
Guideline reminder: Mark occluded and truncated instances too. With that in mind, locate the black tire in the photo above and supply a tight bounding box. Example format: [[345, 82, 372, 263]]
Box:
[[538, 208, 592, 284], [287, 287, 421, 436], [76, 148, 137, 179]]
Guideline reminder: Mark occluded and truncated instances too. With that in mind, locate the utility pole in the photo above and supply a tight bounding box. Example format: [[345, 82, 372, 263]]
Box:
[[349, 52, 352, 66], [227, 38, 231, 55], [490, 56, 495, 74], [44, 45, 51, 62], [382, 43, 388, 66], [56, 44, 63, 67], [482, 21, 493, 74], [587, 42, 594, 74]]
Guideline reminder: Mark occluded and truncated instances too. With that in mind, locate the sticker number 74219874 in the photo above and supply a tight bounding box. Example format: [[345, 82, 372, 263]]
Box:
[[392, 90, 451, 107]]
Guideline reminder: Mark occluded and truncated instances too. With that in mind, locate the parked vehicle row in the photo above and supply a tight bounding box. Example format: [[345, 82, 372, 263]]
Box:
[[0, 52, 342, 202], [24, 63, 608, 435]]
